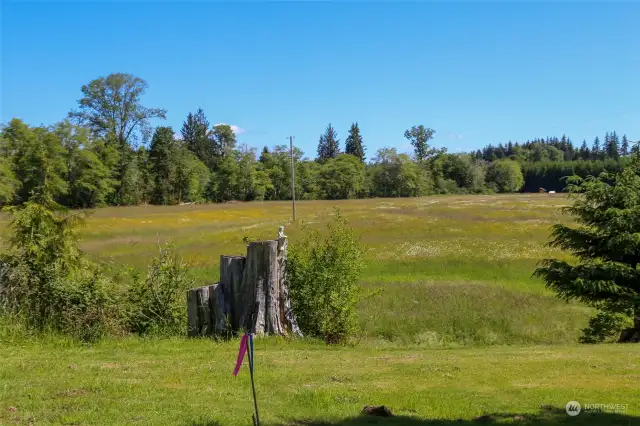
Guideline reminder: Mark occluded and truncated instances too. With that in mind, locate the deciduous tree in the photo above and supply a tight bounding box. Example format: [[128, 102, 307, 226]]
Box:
[[404, 125, 437, 161]]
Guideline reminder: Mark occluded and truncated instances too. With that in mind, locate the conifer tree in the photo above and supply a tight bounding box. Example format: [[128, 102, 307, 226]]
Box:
[[317, 123, 340, 162], [592, 136, 602, 160], [534, 159, 640, 342], [579, 139, 591, 161], [181, 108, 216, 170], [345, 122, 366, 162], [621, 134, 630, 157], [606, 131, 620, 160]]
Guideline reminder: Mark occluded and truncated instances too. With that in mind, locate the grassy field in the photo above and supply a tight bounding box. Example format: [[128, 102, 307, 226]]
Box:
[[1, 337, 639, 425], [2, 194, 639, 425], [0, 193, 588, 346]]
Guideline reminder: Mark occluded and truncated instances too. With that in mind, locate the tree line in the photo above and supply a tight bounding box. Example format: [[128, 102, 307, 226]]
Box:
[[1, 72, 637, 208]]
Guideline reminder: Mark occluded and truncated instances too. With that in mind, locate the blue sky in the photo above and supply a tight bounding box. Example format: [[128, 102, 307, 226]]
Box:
[[2, 1, 639, 158]]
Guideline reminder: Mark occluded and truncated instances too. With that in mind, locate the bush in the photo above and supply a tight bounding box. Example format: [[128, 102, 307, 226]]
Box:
[[125, 242, 193, 336], [287, 209, 365, 344], [0, 200, 121, 341], [51, 263, 122, 342], [580, 310, 633, 344]]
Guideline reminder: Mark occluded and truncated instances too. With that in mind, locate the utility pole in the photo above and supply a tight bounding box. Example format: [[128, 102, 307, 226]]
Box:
[[289, 136, 296, 222]]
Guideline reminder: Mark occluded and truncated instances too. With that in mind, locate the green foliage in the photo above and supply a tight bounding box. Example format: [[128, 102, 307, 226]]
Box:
[[287, 209, 365, 344], [2, 73, 637, 208], [317, 123, 340, 162], [69, 73, 166, 147], [211, 124, 237, 156], [404, 125, 437, 161], [485, 159, 524, 193], [49, 263, 122, 342], [369, 148, 432, 197], [212, 153, 240, 202], [56, 121, 118, 208], [344, 122, 366, 162], [69, 73, 166, 206], [0, 156, 19, 205], [3, 119, 68, 203], [317, 154, 365, 199], [149, 126, 180, 204], [182, 108, 217, 171], [0, 200, 120, 341], [521, 159, 626, 193], [579, 309, 633, 344], [534, 159, 640, 339], [125, 242, 193, 336]]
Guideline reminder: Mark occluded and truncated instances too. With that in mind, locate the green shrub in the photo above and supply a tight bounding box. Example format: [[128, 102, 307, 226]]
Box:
[[51, 263, 123, 342], [125, 242, 193, 336], [287, 209, 365, 344], [0, 200, 121, 341], [580, 308, 633, 344]]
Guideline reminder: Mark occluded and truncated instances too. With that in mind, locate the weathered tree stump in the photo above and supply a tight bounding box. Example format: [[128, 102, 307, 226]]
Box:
[[186, 230, 302, 338], [220, 255, 246, 331]]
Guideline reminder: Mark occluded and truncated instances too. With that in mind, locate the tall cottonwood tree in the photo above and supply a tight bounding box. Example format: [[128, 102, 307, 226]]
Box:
[[69, 73, 166, 147], [149, 127, 179, 205], [69, 73, 166, 204], [211, 124, 237, 157], [404, 125, 437, 161]]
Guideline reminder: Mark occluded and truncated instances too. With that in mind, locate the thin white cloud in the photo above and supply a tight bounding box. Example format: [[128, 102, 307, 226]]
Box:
[[214, 123, 246, 135], [447, 132, 464, 141]]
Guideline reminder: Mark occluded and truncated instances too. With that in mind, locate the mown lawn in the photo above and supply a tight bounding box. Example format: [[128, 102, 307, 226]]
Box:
[[1, 337, 638, 425]]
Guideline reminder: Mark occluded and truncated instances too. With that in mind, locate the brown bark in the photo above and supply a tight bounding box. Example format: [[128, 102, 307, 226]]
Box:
[[220, 255, 246, 331]]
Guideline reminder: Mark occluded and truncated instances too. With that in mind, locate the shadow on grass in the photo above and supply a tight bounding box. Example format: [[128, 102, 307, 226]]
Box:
[[285, 407, 640, 426], [185, 420, 223, 426]]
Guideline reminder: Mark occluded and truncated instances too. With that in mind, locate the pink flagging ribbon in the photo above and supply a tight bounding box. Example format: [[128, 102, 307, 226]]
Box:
[[233, 334, 248, 376]]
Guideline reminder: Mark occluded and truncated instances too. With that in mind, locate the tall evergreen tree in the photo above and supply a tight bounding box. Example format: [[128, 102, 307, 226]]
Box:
[[534, 159, 640, 342], [621, 134, 630, 157], [317, 123, 340, 162], [181, 108, 216, 170], [606, 131, 620, 160], [579, 139, 591, 161], [592, 136, 602, 160], [345, 122, 366, 162]]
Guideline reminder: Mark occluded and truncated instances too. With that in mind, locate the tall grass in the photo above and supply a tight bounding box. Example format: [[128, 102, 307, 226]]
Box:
[[0, 194, 587, 345]]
